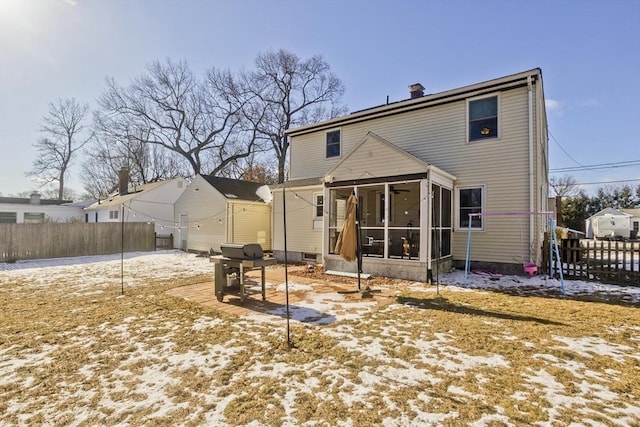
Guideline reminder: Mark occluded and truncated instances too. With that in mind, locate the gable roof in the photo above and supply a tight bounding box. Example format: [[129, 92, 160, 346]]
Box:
[[587, 207, 632, 219], [324, 132, 456, 184], [287, 68, 542, 137], [620, 208, 640, 218], [325, 132, 430, 182], [86, 179, 176, 209], [202, 176, 266, 202]]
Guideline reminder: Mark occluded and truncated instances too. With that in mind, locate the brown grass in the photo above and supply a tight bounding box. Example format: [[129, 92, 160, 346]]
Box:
[[1, 261, 639, 426]]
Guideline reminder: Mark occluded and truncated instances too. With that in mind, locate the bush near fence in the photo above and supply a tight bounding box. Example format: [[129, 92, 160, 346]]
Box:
[[0, 223, 156, 262]]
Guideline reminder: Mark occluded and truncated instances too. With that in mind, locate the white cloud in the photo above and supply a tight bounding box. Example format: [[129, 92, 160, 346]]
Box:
[[545, 99, 563, 115], [577, 99, 600, 108]]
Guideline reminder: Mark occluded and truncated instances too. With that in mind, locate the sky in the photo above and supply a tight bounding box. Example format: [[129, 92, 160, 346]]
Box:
[[0, 0, 639, 198]]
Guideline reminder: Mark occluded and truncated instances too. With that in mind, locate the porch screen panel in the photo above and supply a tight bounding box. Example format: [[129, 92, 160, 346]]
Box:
[[328, 181, 423, 261], [359, 184, 385, 258], [328, 187, 353, 255], [388, 181, 420, 259], [431, 184, 452, 259]]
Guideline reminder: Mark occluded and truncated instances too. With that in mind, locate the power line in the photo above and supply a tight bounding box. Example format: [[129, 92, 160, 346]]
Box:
[[551, 159, 640, 173], [548, 130, 583, 167], [573, 178, 640, 186]]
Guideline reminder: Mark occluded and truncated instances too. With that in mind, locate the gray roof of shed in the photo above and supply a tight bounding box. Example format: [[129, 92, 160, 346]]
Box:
[[202, 176, 266, 201]]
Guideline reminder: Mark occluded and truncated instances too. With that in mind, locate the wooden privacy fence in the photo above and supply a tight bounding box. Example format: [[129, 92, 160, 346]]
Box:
[[0, 223, 155, 262], [549, 238, 640, 286], [155, 234, 174, 250]]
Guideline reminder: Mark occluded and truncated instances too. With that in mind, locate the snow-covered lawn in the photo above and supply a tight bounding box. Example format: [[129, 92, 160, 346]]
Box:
[[1, 251, 639, 426]]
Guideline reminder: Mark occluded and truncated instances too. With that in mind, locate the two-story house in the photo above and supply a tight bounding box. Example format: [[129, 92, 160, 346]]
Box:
[[272, 69, 549, 282]]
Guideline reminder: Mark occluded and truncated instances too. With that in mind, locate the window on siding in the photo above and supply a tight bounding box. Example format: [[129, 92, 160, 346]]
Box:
[[469, 96, 498, 141], [24, 212, 45, 223], [326, 130, 341, 158], [458, 186, 484, 230], [314, 193, 324, 218], [109, 210, 119, 220], [0, 212, 17, 223]]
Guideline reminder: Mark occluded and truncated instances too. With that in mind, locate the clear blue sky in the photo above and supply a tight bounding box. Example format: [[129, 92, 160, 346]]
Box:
[[1, 0, 639, 197]]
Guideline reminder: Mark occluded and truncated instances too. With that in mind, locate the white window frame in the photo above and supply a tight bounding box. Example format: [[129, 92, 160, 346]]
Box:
[[325, 128, 341, 159], [0, 211, 17, 223], [455, 185, 485, 231], [109, 210, 119, 220], [24, 212, 45, 223], [467, 93, 500, 143], [313, 192, 324, 219]]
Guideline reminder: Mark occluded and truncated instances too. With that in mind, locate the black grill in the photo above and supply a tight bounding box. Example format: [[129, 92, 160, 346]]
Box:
[[211, 243, 275, 304], [219, 243, 264, 260]]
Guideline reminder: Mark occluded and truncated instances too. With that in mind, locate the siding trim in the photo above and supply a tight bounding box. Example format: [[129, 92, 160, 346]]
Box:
[[325, 172, 429, 188]]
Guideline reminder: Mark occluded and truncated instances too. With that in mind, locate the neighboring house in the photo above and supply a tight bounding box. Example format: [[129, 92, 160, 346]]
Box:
[[174, 175, 272, 253], [273, 69, 549, 281], [585, 208, 638, 240], [0, 193, 84, 223], [84, 172, 187, 242]]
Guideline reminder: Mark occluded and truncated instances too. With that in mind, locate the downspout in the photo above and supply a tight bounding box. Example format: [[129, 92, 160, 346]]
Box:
[[527, 75, 534, 263], [426, 170, 432, 282]]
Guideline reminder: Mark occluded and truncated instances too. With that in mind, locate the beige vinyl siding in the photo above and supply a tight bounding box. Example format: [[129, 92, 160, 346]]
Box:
[[329, 133, 427, 181], [227, 201, 272, 250], [272, 186, 323, 254], [175, 175, 227, 252], [289, 83, 541, 265]]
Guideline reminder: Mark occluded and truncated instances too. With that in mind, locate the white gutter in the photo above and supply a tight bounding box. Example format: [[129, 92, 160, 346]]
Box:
[[527, 75, 534, 262], [426, 173, 432, 278]]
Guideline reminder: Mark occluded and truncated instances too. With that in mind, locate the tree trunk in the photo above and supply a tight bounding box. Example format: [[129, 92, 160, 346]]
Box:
[[277, 155, 286, 184]]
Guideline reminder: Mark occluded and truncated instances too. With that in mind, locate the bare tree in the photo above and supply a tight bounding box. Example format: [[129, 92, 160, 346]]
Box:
[[220, 151, 278, 184], [95, 59, 262, 178], [549, 175, 578, 197], [242, 50, 347, 183], [83, 117, 188, 199], [27, 98, 92, 199]]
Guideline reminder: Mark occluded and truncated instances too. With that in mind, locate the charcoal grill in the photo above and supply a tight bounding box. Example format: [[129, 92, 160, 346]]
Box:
[[210, 243, 276, 303]]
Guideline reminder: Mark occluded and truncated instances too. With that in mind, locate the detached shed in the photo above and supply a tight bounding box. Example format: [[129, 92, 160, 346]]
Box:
[[174, 175, 272, 253], [585, 208, 632, 240]]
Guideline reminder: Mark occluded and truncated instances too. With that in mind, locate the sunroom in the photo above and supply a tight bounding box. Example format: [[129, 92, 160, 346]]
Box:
[[321, 133, 456, 282]]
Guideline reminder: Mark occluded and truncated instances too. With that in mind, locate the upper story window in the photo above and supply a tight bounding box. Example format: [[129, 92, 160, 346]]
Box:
[[457, 186, 484, 230], [326, 129, 341, 158], [468, 95, 498, 142]]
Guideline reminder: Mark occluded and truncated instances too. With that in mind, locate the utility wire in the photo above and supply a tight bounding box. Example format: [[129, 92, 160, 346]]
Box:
[[573, 178, 640, 186], [551, 159, 640, 173], [548, 130, 584, 167]]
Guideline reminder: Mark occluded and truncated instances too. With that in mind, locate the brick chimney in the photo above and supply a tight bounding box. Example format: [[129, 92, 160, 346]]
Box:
[[30, 192, 41, 205], [409, 83, 425, 99], [118, 168, 129, 196]]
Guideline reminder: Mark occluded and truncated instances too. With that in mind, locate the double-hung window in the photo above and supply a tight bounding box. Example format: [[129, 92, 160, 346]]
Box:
[[457, 186, 484, 230], [314, 193, 324, 218], [109, 210, 119, 220], [326, 130, 341, 158], [468, 95, 498, 142]]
